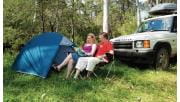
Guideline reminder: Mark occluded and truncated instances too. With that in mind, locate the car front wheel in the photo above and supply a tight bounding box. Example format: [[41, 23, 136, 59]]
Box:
[[155, 48, 170, 70]]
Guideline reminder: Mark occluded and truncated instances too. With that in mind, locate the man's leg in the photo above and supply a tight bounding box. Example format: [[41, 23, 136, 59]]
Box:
[[74, 57, 89, 79], [86, 57, 102, 77]]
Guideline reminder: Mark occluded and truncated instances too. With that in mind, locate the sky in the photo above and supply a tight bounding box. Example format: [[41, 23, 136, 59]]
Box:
[[139, 0, 148, 3], [139, 0, 150, 20]]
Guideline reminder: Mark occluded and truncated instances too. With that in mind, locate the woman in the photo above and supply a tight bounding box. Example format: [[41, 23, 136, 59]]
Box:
[[53, 33, 97, 79]]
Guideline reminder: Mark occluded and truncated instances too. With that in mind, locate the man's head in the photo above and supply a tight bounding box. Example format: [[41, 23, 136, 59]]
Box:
[[99, 32, 108, 42]]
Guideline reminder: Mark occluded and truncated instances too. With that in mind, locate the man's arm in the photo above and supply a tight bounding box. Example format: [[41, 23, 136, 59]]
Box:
[[96, 50, 113, 59], [108, 50, 114, 55]]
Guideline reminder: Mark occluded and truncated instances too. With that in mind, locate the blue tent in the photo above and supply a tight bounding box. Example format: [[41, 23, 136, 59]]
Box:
[[12, 32, 75, 78]]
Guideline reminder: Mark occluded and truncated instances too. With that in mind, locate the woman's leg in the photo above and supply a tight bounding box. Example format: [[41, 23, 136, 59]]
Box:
[[73, 57, 89, 79], [66, 59, 74, 79], [56, 53, 72, 71], [74, 69, 81, 79], [86, 57, 102, 78]]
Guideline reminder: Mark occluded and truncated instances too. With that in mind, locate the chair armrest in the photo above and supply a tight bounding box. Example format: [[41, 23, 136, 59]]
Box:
[[105, 52, 114, 61]]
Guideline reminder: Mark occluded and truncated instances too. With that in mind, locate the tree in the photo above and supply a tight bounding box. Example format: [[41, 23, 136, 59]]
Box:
[[136, 0, 141, 26], [4, 0, 140, 51], [103, 0, 109, 33]]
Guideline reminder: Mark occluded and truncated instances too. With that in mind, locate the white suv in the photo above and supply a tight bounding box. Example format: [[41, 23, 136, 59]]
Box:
[[111, 14, 177, 69]]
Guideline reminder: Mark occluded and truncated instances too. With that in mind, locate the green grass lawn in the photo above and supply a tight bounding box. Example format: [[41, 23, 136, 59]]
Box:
[[3, 52, 177, 102]]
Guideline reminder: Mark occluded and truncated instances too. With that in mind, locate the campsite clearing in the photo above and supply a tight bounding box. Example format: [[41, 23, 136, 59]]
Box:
[[4, 52, 176, 102]]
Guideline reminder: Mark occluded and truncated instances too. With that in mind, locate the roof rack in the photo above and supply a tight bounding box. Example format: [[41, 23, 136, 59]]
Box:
[[149, 3, 177, 15]]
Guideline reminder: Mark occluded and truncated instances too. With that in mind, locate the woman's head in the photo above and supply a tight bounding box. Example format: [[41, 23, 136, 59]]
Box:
[[86, 33, 96, 44]]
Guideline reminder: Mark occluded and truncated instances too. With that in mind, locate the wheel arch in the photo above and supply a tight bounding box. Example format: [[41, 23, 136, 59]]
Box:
[[153, 42, 172, 55]]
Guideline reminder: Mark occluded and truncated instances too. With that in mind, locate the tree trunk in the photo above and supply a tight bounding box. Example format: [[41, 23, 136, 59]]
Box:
[[103, 0, 109, 33], [33, 0, 37, 23], [41, 0, 45, 32], [71, 0, 75, 42], [136, 0, 141, 26], [156, 0, 159, 5]]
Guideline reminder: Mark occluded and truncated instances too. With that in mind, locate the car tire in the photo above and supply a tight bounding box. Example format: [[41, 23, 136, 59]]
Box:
[[154, 47, 170, 70]]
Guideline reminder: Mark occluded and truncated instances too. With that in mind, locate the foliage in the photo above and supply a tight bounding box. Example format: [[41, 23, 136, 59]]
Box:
[[4, 0, 139, 50], [115, 12, 137, 36], [3, 27, 27, 51], [109, 0, 137, 37], [4, 0, 39, 51]]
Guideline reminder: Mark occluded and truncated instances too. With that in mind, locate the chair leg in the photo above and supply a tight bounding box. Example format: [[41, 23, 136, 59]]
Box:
[[79, 74, 83, 79], [106, 61, 115, 78], [93, 72, 98, 78], [70, 69, 75, 77]]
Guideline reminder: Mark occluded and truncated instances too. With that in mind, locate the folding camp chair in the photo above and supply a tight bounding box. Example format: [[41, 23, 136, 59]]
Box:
[[92, 52, 115, 78], [69, 53, 115, 79]]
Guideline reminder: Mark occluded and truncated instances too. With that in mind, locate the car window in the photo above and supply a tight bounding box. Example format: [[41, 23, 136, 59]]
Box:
[[148, 20, 163, 31], [137, 17, 173, 33], [172, 16, 177, 32]]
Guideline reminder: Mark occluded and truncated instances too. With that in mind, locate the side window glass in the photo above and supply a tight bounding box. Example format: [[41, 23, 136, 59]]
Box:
[[172, 16, 177, 32]]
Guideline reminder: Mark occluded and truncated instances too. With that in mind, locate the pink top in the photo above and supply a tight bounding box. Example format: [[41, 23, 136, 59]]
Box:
[[82, 43, 97, 56], [82, 44, 92, 53]]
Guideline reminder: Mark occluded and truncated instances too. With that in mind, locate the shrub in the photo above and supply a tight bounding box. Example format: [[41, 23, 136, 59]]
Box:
[[4, 27, 28, 52]]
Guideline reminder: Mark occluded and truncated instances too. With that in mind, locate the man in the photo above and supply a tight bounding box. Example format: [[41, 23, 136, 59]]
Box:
[[74, 32, 114, 79]]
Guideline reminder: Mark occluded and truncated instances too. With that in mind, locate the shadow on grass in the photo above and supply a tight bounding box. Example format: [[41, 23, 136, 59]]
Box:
[[118, 56, 177, 74], [91, 61, 140, 80]]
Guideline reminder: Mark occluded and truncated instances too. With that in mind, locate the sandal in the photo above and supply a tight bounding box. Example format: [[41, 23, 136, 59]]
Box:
[[52, 64, 60, 71]]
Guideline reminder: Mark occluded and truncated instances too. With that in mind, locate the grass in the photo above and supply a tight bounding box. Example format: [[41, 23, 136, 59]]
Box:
[[3, 52, 177, 102]]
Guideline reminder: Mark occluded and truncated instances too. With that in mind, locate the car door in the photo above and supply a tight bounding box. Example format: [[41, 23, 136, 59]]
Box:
[[170, 16, 177, 56]]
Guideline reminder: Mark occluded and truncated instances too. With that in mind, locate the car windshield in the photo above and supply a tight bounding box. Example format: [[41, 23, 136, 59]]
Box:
[[137, 17, 173, 33]]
